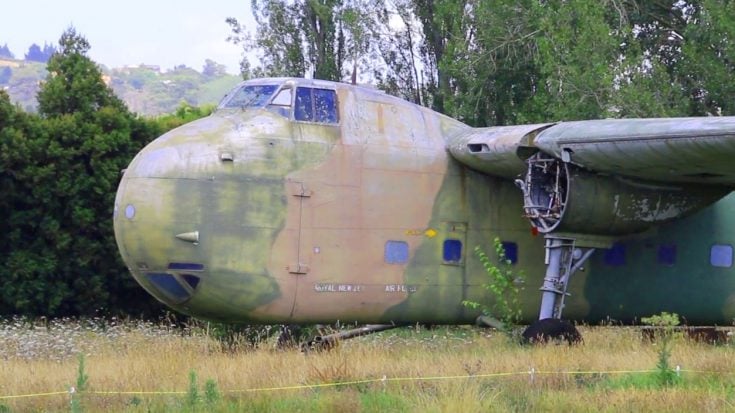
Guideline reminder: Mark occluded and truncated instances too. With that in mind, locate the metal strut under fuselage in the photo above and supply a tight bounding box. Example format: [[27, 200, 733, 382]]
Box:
[[515, 152, 596, 320], [538, 237, 594, 319]]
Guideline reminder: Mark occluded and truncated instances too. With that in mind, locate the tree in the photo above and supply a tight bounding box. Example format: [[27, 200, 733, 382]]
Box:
[[227, 0, 385, 81], [679, 0, 735, 115], [202, 59, 227, 78], [42, 43, 57, 60], [527, 0, 623, 121], [24, 42, 55, 63], [0, 27, 162, 317], [0, 43, 14, 59], [37, 27, 127, 117], [437, 0, 540, 125], [371, 0, 425, 104], [227, 1, 308, 78]]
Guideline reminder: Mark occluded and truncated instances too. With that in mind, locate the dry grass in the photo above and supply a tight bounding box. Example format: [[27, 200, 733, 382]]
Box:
[[0, 319, 733, 412]]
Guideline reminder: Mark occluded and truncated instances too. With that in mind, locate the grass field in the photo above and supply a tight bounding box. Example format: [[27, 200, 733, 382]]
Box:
[[0, 318, 733, 412]]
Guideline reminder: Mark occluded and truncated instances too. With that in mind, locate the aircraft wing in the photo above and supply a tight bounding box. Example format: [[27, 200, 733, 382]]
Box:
[[450, 117, 735, 186]]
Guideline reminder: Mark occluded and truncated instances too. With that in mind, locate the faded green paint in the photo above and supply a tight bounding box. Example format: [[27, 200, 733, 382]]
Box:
[[115, 78, 735, 327], [114, 82, 340, 321]]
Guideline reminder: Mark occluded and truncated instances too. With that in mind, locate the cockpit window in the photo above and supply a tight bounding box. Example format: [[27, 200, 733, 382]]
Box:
[[271, 88, 292, 106], [295, 87, 339, 124], [267, 87, 292, 118], [220, 84, 278, 108]]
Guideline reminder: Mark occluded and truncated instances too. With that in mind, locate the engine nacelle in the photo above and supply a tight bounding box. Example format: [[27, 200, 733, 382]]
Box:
[[517, 153, 729, 235]]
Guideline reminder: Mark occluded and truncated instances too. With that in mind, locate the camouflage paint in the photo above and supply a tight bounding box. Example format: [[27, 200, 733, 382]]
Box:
[[115, 78, 735, 326]]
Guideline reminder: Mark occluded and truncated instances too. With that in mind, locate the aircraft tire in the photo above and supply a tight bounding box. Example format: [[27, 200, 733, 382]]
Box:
[[522, 318, 582, 345]]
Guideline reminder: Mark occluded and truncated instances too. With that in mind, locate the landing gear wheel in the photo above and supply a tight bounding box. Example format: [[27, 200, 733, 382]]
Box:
[[522, 318, 582, 345]]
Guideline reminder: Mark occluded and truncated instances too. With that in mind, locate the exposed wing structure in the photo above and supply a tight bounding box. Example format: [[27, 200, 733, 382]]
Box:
[[448, 117, 735, 236]]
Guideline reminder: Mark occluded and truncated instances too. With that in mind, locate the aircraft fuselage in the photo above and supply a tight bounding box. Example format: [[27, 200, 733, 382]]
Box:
[[114, 78, 735, 325]]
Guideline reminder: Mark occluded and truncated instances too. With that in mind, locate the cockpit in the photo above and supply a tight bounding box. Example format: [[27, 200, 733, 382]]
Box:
[[218, 79, 340, 124]]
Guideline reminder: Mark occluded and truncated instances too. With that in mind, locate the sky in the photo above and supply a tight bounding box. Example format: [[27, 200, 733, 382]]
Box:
[[1, 0, 256, 74]]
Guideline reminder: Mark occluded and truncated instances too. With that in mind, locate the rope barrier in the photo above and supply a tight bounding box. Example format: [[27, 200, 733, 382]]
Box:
[[0, 391, 69, 400], [1, 368, 732, 400]]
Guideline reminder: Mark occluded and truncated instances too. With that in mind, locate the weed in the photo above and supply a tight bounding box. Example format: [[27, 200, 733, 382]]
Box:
[[641, 312, 682, 387], [463, 238, 524, 338], [308, 356, 352, 385], [187, 370, 200, 407], [204, 378, 220, 404], [70, 353, 88, 413]]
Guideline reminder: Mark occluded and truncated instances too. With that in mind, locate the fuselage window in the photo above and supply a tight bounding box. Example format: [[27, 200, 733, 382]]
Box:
[[295, 87, 339, 124], [501, 241, 518, 264], [603, 243, 626, 266], [710, 244, 733, 268], [384, 240, 409, 264], [657, 244, 676, 266], [443, 239, 463, 264]]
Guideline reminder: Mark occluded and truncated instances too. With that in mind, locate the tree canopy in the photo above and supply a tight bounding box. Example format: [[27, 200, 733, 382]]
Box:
[[24, 43, 56, 63], [0, 28, 178, 317], [230, 0, 735, 125], [0, 43, 14, 59]]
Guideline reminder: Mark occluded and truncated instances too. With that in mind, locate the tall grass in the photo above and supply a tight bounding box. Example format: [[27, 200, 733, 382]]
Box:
[[0, 319, 732, 412]]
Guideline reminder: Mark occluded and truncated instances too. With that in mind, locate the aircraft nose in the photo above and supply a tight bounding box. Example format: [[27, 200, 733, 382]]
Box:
[[113, 113, 291, 321], [113, 125, 210, 309]]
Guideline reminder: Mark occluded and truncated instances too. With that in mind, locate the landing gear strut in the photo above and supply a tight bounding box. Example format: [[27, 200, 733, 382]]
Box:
[[538, 236, 595, 320], [524, 235, 595, 344]]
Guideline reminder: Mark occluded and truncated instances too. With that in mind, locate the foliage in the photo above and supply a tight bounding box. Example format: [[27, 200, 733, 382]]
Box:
[[230, 0, 735, 124], [187, 370, 200, 408], [186, 370, 223, 409], [71, 353, 88, 413], [3, 60, 239, 116], [38, 27, 126, 117], [0, 28, 168, 317], [24, 43, 55, 63], [204, 379, 220, 404], [463, 238, 524, 337], [227, 0, 385, 81], [0, 43, 14, 59], [641, 312, 682, 386]]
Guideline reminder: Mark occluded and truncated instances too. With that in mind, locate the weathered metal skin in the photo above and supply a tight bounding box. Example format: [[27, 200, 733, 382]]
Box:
[[115, 78, 735, 326], [533, 118, 735, 184], [447, 123, 554, 179], [521, 161, 729, 235]]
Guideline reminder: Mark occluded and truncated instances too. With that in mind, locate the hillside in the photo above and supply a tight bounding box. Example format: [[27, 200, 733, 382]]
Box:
[[0, 58, 242, 116]]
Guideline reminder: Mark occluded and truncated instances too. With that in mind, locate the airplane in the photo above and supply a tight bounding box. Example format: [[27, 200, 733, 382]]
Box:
[[113, 77, 735, 343]]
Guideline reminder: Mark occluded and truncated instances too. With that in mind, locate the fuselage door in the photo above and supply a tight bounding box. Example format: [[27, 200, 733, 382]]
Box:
[[287, 180, 312, 276]]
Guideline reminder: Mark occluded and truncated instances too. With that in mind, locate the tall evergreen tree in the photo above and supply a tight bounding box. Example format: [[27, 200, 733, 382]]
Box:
[[0, 43, 14, 59], [24, 43, 47, 62], [0, 27, 161, 317]]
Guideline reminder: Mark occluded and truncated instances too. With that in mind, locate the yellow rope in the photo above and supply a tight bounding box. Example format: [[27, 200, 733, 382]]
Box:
[[0, 391, 68, 400], [1, 369, 732, 400]]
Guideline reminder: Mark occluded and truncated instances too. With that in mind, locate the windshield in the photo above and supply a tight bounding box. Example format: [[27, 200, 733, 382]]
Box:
[[220, 84, 279, 109]]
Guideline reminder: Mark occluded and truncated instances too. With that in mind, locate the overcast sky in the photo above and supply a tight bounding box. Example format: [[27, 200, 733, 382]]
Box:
[[1, 0, 256, 74]]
